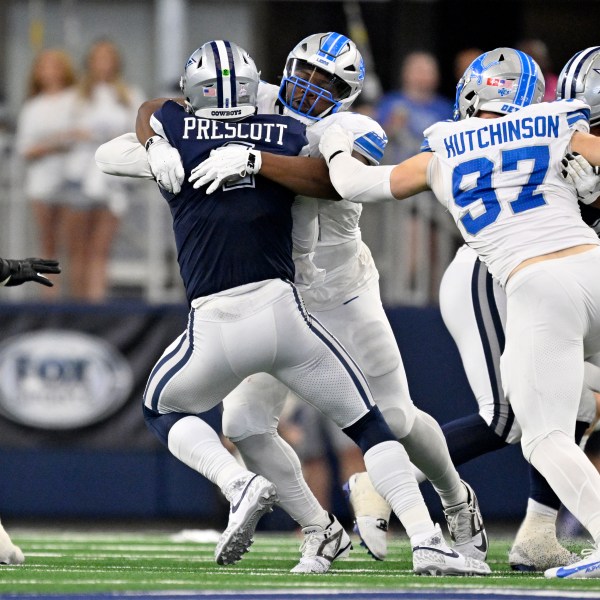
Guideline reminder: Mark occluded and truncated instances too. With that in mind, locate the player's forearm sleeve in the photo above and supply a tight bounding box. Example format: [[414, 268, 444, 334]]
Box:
[[328, 153, 395, 203], [95, 133, 153, 179]]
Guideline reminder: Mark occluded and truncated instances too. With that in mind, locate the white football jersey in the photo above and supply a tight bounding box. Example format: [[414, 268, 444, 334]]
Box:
[[425, 99, 600, 286], [296, 111, 386, 309], [257, 81, 388, 308]]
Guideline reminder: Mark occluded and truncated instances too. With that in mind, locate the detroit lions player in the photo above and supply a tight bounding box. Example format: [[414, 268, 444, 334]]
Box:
[[192, 32, 490, 569], [421, 46, 600, 573], [319, 46, 600, 579], [104, 39, 491, 577], [311, 46, 600, 573]]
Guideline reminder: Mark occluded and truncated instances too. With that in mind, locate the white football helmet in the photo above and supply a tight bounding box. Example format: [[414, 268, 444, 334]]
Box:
[[278, 32, 365, 121], [453, 47, 545, 121], [556, 47, 600, 127], [180, 40, 259, 120]]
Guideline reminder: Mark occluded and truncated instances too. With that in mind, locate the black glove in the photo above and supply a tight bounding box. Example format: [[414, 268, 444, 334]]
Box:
[[0, 257, 60, 287]]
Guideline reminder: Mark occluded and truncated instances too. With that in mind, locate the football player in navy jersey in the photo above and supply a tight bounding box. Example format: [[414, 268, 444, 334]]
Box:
[[123, 39, 491, 576]]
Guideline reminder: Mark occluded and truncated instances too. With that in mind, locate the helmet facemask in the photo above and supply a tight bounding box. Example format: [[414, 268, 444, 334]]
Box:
[[278, 32, 364, 121], [280, 58, 353, 120]]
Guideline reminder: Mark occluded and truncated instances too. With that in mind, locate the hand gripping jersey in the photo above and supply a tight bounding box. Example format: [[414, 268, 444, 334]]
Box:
[[424, 99, 600, 286], [150, 100, 308, 302]]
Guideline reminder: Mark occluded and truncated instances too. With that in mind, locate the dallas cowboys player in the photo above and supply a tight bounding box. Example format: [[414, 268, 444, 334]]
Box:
[[192, 32, 490, 569], [319, 46, 600, 579], [102, 39, 491, 577]]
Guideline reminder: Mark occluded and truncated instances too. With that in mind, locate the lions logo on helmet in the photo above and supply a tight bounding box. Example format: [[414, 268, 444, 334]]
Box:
[[557, 47, 600, 128], [453, 47, 545, 121], [278, 32, 365, 122], [180, 40, 259, 120]]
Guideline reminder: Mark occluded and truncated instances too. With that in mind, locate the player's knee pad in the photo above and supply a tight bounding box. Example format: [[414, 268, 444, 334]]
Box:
[[351, 320, 400, 378], [143, 406, 191, 448], [342, 406, 396, 453], [222, 400, 279, 443], [521, 428, 569, 463], [380, 403, 416, 439]]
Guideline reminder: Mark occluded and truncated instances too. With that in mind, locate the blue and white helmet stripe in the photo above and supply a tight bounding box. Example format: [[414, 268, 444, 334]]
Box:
[[317, 33, 351, 64], [210, 40, 237, 109], [454, 47, 545, 120], [513, 50, 539, 108]]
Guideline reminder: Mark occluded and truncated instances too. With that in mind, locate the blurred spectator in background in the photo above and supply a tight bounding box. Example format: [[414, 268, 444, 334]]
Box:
[[15, 49, 78, 300], [64, 39, 144, 301], [453, 47, 482, 82], [517, 39, 558, 101], [368, 51, 454, 304], [376, 51, 453, 163]]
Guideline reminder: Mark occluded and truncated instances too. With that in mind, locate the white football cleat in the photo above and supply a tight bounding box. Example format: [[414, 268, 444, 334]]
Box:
[[215, 473, 278, 565], [290, 514, 352, 574], [545, 548, 600, 579], [509, 512, 578, 571], [443, 480, 488, 561], [412, 524, 491, 576], [0, 522, 24, 565], [344, 472, 391, 560]]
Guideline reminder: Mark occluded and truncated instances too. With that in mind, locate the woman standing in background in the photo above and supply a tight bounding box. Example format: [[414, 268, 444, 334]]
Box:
[[65, 39, 144, 301], [15, 49, 77, 300]]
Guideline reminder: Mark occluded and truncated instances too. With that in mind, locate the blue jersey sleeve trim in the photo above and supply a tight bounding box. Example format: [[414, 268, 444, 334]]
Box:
[[567, 108, 591, 128], [353, 131, 387, 164]]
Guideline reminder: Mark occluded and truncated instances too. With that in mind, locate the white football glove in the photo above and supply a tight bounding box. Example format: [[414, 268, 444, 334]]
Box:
[[188, 145, 262, 194], [318, 123, 355, 164], [145, 135, 185, 194], [561, 151, 600, 205]]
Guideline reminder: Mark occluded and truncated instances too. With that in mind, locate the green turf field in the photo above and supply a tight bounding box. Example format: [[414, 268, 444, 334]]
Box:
[[1, 526, 600, 596]]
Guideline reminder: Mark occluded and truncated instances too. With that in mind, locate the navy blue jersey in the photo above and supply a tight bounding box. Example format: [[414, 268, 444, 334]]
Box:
[[153, 100, 308, 303]]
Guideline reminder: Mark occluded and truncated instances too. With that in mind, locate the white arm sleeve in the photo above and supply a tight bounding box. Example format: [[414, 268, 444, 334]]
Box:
[[95, 132, 153, 179], [328, 153, 395, 203], [291, 197, 319, 255]]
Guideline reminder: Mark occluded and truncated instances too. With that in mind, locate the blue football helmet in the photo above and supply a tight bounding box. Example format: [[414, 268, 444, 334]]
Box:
[[278, 32, 365, 121], [180, 40, 259, 120], [453, 47, 545, 121], [556, 46, 600, 127]]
